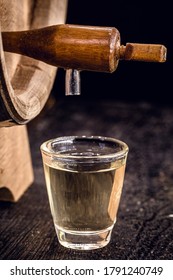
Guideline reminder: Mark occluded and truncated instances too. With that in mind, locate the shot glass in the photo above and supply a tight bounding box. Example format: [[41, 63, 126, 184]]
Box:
[[40, 136, 129, 250]]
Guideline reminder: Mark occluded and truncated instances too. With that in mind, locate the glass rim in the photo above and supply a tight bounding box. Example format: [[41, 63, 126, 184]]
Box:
[[40, 135, 129, 160]]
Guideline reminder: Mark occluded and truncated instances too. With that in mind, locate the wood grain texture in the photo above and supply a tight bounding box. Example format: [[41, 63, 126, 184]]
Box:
[[0, 0, 68, 201], [0, 125, 34, 202], [0, 0, 68, 124]]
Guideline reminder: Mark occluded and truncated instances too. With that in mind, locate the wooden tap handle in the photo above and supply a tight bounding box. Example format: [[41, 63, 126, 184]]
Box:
[[1, 24, 167, 73], [119, 43, 167, 62]]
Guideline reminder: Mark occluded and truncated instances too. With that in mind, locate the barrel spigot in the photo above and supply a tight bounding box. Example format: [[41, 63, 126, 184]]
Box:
[[1, 24, 167, 96]]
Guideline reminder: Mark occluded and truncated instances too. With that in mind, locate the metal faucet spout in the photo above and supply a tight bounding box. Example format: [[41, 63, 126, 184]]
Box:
[[65, 69, 81, 96]]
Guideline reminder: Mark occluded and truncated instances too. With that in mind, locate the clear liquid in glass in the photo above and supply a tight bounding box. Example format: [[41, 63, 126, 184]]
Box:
[[43, 161, 125, 250]]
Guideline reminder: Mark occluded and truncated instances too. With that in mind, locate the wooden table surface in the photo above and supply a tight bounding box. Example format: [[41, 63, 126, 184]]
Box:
[[0, 97, 173, 260]]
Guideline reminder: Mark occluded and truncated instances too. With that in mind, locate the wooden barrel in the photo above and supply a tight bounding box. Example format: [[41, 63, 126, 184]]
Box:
[[0, 0, 68, 125], [0, 0, 68, 201]]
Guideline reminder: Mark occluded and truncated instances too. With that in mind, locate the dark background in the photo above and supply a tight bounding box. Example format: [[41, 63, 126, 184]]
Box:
[[53, 0, 172, 104]]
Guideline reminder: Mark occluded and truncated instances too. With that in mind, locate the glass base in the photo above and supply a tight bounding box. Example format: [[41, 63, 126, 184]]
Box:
[[55, 225, 113, 250]]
